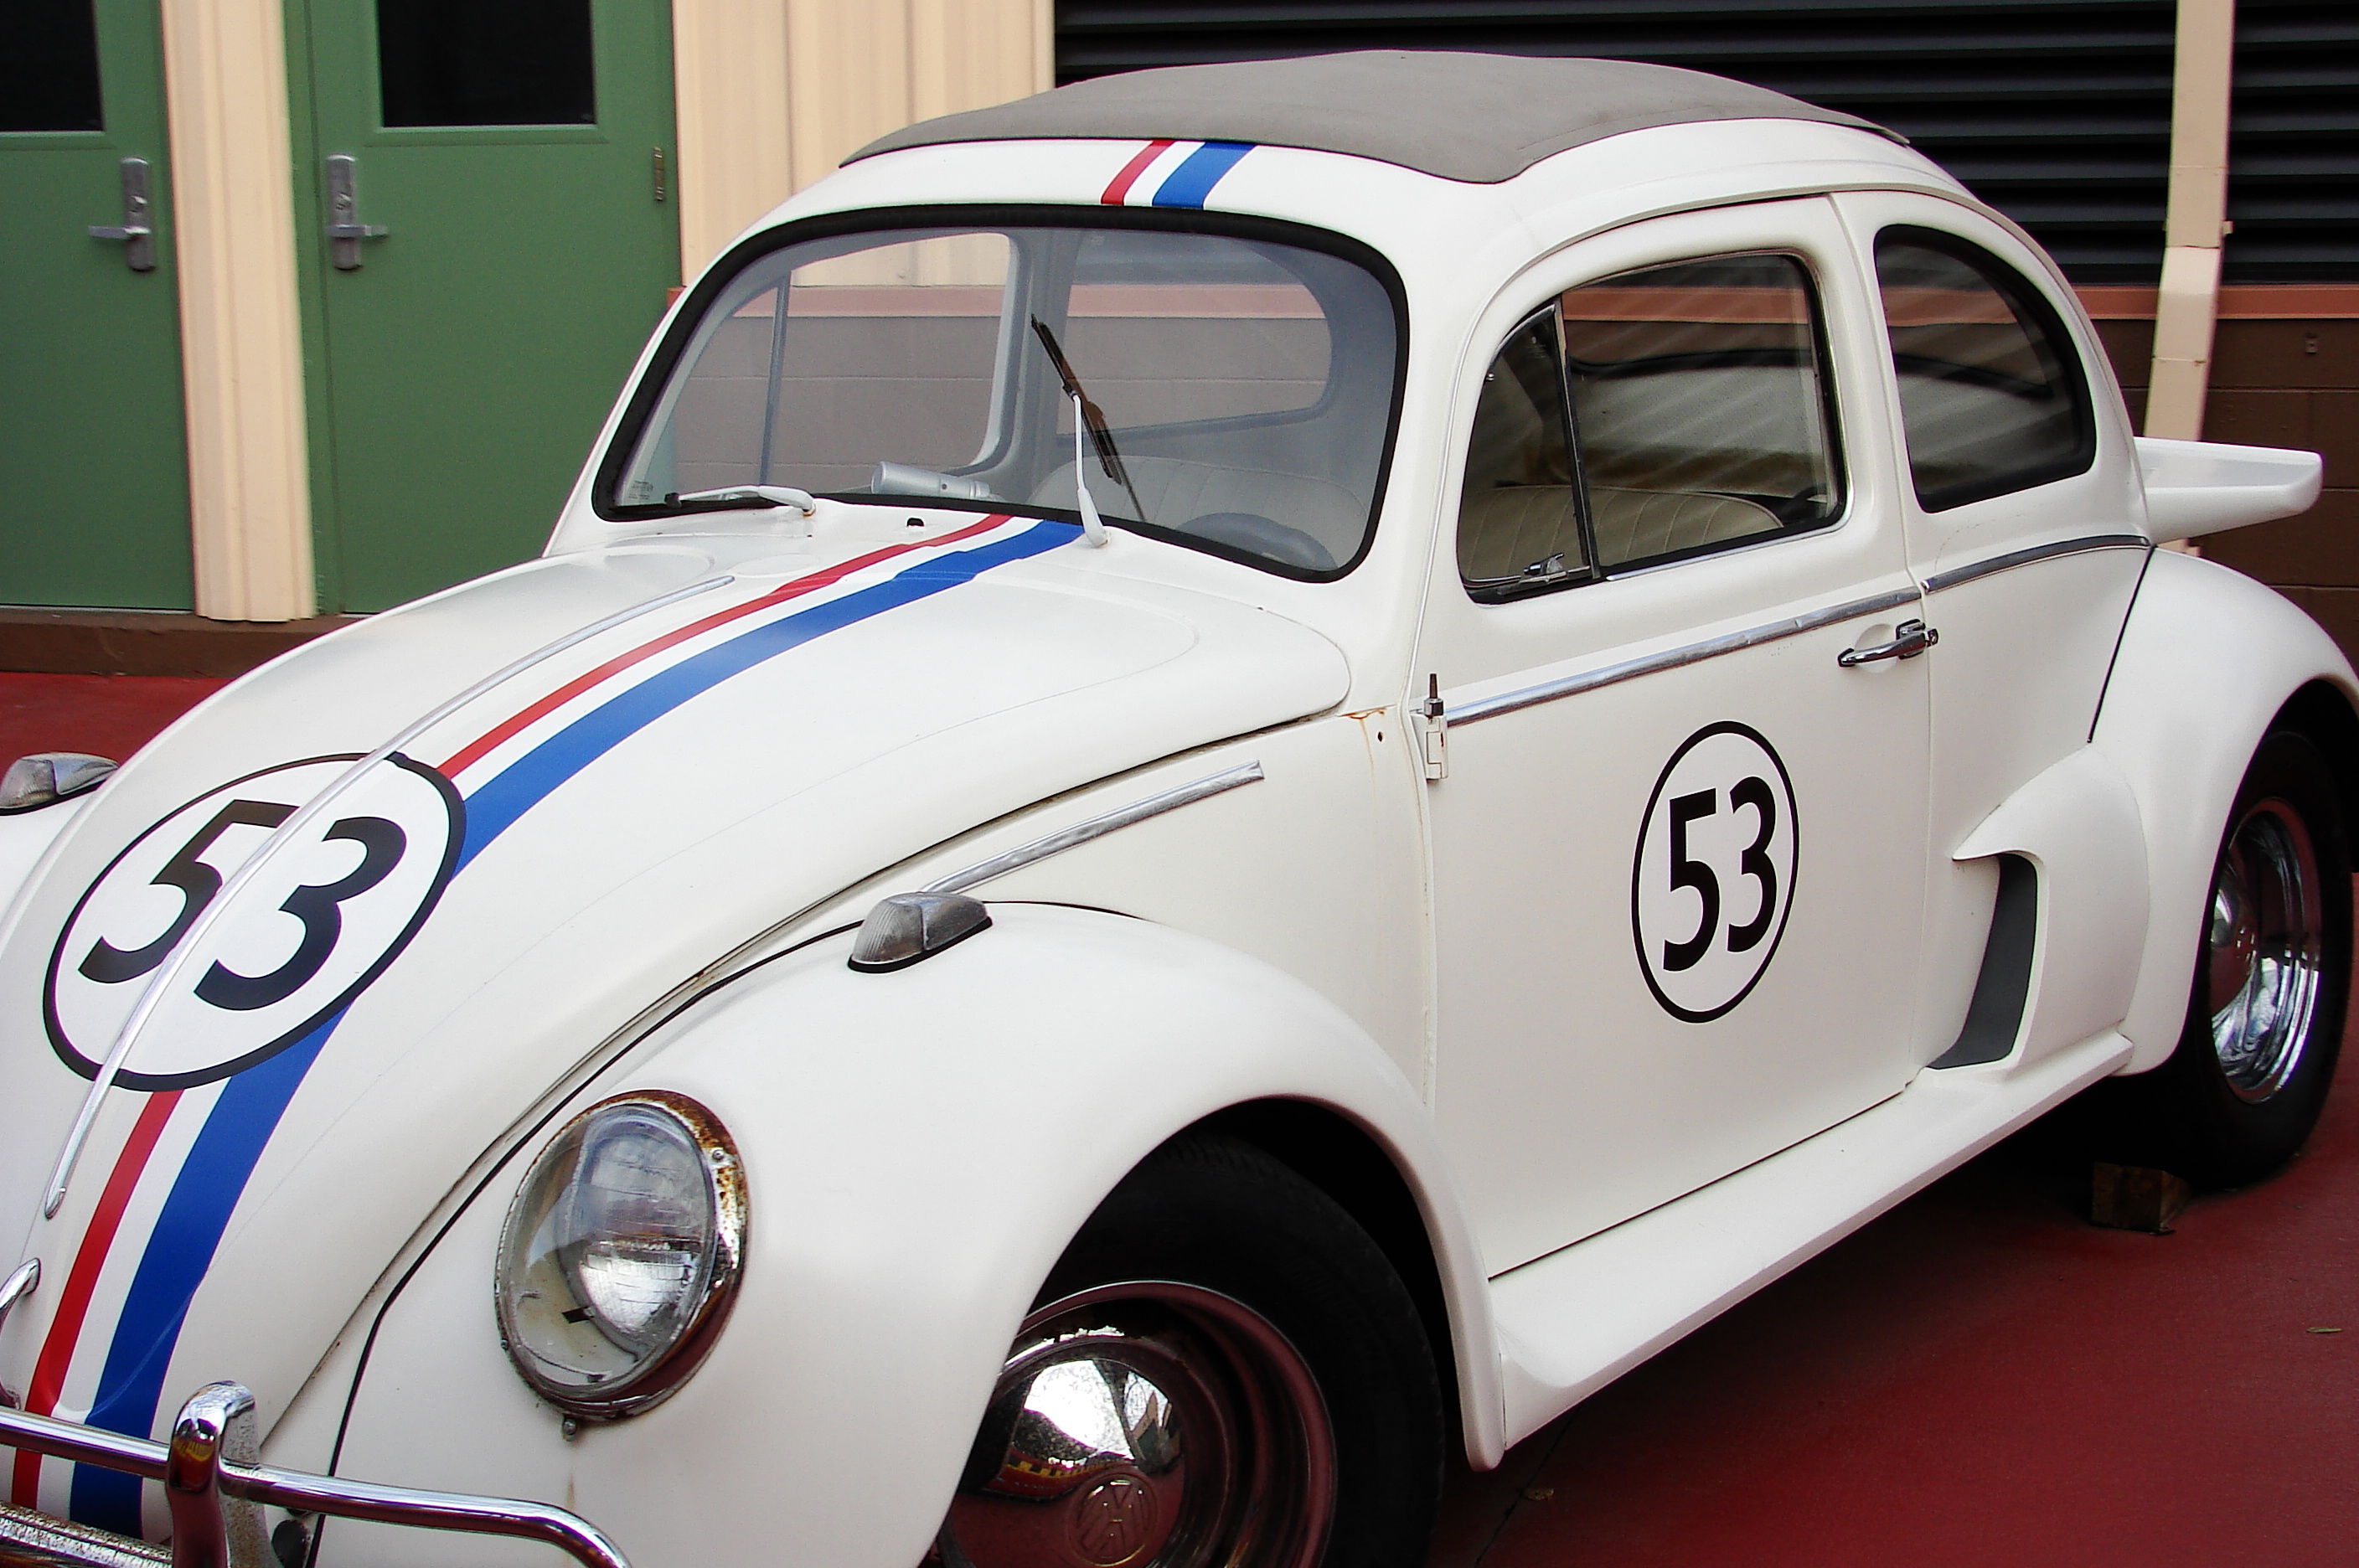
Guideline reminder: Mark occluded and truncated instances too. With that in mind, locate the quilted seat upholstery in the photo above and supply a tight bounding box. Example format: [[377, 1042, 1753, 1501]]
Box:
[[1457, 483, 1780, 580]]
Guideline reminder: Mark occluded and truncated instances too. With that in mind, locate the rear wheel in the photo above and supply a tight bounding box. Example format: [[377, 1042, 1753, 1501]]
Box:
[[932, 1132, 1443, 1568], [2101, 729, 2351, 1186]]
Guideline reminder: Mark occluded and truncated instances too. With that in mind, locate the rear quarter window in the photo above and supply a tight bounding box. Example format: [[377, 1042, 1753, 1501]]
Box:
[[1874, 228, 2095, 512]]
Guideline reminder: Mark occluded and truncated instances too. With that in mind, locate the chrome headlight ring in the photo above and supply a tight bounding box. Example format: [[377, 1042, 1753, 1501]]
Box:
[[494, 1091, 747, 1421]]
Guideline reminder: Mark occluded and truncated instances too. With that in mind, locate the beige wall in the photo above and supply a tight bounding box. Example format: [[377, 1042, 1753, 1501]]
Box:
[[673, 0, 1052, 282]]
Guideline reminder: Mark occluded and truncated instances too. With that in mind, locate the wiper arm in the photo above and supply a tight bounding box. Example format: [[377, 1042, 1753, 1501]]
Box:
[[665, 484, 818, 517], [1030, 318, 1149, 534]]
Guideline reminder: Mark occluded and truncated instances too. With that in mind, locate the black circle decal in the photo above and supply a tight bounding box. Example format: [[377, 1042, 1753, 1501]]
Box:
[[1631, 722, 1798, 1023], [44, 754, 463, 1090]]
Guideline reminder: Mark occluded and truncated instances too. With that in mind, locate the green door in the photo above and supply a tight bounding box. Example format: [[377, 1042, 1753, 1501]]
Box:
[[291, 0, 680, 611], [0, 0, 194, 609]]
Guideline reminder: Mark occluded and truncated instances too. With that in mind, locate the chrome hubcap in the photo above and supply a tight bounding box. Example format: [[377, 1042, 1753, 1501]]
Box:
[[2206, 798, 2324, 1102], [933, 1282, 1334, 1568]]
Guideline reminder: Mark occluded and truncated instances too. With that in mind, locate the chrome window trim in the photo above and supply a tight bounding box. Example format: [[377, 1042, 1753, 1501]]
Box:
[[925, 760, 1267, 895], [1592, 504, 1854, 583], [1448, 585, 1922, 727], [1921, 534, 2150, 595]]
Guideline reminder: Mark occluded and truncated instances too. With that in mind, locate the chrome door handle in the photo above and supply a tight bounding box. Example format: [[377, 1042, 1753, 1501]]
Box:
[[87, 157, 155, 272], [325, 155, 390, 270], [1838, 618, 1938, 667]]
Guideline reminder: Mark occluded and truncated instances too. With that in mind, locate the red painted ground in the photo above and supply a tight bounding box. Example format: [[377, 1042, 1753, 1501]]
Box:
[[3, 673, 2352, 1561], [1434, 1006, 2359, 1568], [0, 673, 225, 771]]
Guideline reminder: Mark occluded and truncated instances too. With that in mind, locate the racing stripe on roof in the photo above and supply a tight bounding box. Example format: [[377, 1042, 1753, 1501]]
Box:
[[34, 516, 1078, 1533], [1099, 138, 1174, 204], [1098, 139, 1253, 209], [1149, 141, 1253, 208]]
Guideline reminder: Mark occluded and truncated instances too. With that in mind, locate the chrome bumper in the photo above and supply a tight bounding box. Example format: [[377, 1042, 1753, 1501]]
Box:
[[0, 1382, 627, 1568]]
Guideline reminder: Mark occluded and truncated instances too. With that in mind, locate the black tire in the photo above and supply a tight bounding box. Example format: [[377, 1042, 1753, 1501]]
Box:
[[2095, 728, 2351, 1187], [932, 1132, 1443, 1568]]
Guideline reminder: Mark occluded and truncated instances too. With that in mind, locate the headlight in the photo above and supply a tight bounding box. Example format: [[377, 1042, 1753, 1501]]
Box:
[[494, 1091, 746, 1419]]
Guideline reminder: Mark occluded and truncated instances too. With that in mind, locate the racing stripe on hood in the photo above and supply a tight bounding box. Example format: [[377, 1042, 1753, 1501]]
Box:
[[21, 517, 1076, 1531]]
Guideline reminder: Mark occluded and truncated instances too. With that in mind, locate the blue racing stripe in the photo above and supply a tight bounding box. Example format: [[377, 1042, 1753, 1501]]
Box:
[[1151, 142, 1253, 208], [68, 519, 1077, 1529], [457, 519, 1078, 869], [70, 1018, 338, 1533]]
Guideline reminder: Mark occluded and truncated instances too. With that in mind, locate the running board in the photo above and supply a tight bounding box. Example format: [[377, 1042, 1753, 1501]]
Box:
[[1489, 1029, 2133, 1446]]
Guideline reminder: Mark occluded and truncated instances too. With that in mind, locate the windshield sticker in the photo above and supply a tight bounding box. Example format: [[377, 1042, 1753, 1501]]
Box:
[[1098, 139, 1255, 209], [1631, 722, 1799, 1024], [18, 515, 1080, 1530]]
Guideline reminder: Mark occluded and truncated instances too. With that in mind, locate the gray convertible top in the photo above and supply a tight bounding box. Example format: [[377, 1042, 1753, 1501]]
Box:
[[846, 51, 1897, 184]]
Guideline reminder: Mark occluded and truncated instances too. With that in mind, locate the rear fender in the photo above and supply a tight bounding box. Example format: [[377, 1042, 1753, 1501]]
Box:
[[2093, 552, 2359, 1070], [1950, 745, 2147, 1072], [330, 905, 1498, 1568]]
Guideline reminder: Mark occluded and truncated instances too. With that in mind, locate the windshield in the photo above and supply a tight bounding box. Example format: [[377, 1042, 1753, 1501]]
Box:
[[602, 218, 1401, 577]]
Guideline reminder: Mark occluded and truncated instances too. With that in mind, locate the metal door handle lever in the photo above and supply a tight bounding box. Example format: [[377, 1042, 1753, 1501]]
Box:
[[87, 157, 155, 271], [1838, 618, 1938, 667], [325, 154, 390, 270]]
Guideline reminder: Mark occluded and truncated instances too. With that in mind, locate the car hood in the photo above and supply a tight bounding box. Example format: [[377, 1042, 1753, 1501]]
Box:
[[0, 518, 1347, 1465]]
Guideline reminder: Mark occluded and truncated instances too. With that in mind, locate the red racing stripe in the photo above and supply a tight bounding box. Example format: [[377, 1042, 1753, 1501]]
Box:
[[437, 514, 1014, 777], [1100, 140, 1175, 204], [11, 1089, 183, 1506]]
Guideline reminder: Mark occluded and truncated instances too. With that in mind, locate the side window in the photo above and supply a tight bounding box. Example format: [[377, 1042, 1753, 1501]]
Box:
[[1874, 228, 2094, 511], [1561, 254, 1842, 570], [1457, 312, 1588, 600]]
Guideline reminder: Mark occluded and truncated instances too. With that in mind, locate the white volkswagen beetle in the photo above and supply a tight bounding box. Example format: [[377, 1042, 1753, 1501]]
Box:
[[0, 50, 2343, 1568]]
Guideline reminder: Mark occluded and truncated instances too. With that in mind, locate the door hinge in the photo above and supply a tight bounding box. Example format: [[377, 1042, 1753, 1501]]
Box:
[[1417, 674, 1448, 781]]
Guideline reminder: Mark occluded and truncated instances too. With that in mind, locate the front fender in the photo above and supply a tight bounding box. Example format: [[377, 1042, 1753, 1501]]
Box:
[[2094, 552, 2359, 1070], [322, 905, 1495, 1568]]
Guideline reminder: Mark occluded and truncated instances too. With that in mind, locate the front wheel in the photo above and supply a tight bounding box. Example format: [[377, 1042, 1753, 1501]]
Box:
[[2101, 728, 2351, 1186], [932, 1132, 1443, 1568]]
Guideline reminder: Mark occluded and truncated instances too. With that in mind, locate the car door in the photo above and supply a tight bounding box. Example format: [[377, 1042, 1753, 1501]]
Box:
[[1418, 198, 1933, 1272], [1832, 192, 2150, 1066]]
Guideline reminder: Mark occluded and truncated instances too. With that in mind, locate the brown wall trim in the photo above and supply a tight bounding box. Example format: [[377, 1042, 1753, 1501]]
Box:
[[0, 609, 356, 678], [2078, 284, 2359, 320]]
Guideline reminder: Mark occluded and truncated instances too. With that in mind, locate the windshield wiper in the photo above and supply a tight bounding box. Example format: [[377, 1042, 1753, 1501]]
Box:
[[1030, 317, 1145, 544], [664, 484, 818, 517]]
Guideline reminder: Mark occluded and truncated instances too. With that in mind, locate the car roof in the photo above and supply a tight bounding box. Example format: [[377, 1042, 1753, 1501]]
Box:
[[845, 51, 1900, 185]]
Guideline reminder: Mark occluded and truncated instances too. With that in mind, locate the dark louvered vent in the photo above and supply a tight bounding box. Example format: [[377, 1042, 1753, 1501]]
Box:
[[1056, 1, 2356, 283]]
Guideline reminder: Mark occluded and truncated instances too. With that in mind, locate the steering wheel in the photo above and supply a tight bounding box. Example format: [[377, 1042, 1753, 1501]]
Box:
[[1180, 513, 1338, 572]]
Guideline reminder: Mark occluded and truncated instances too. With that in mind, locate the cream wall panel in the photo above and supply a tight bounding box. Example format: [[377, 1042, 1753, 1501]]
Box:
[[160, 0, 314, 621], [674, 0, 794, 287], [674, 0, 1051, 281]]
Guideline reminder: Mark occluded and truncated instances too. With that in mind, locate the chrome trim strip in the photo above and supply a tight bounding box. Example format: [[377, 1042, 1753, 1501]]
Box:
[[44, 573, 736, 1218], [1448, 585, 1923, 728], [925, 761, 1267, 895], [1922, 534, 2150, 595], [0, 1390, 630, 1568]]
